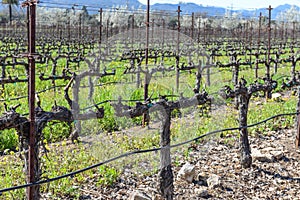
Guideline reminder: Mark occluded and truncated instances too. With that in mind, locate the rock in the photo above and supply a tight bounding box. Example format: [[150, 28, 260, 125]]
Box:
[[177, 162, 196, 183], [153, 194, 164, 200], [272, 93, 282, 101], [252, 148, 273, 162], [261, 147, 276, 152], [207, 174, 221, 189], [129, 190, 151, 200], [196, 173, 208, 186], [195, 187, 209, 197], [270, 150, 284, 160], [255, 101, 263, 106]]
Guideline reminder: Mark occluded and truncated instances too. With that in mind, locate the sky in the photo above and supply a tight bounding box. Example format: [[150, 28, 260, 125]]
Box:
[[138, 0, 300, 10]]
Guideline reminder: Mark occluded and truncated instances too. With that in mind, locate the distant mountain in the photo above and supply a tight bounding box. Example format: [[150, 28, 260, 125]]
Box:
[[239, 4, 300, 19], [151, 3, 226, 17], [39, 0, 143, 9]]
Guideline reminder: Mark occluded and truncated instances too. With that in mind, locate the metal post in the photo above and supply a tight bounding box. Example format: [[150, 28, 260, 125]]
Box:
[[197, 17, 201, 42], [143, 0, 150, 126], [296, 87, 300, 148], [98, 8, 102, 44], [266, 6, 272, 79], [78, 13, 82, 40], [176, 6, 181, 92], [293, 21, 296, 43], [249, 20, 253, 68], [27, 0, 37, 199], [106, 19, 109, 39], [258, 12, 262, 48], [162, 18, 165, 47], [203, 21, 206, 43], [266, 6, 272, 99], [152, 18, 154, 39], [68, 16, 70, 41], [281, 21, 284, 41], [27, 6, 30, 51], [245, 22, 249, 46], [274, 23, 277, 43], [191, 12, 194, 39], [132, 14, 134, 48]]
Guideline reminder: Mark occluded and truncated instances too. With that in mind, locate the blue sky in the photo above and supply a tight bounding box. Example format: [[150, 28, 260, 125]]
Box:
[[138, 0, 300, 10]]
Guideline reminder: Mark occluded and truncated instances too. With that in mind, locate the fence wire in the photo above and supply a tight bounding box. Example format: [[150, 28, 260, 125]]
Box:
[[0, 111, 298, 195]]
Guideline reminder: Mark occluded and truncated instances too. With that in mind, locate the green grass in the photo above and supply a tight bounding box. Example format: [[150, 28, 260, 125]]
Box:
[[0, 141, 120, 199]]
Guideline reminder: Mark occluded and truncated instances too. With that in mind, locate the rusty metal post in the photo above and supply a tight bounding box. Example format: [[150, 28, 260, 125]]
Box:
[[27, 6, 30, 51], [266, 6, 272, 99], [131, 14, 134, 48], [197, 17, 201, 42], [68, 16, 71, 41], [246, 21, 249, 46], [143, 0, 150, 126], [255, 13, 262, 79], [176, 6, 181, 92], [144, 0, 150, 100], [203, 21, 206, 43], [98, 8, 102, 44], [274, 23, 277, 39], [191, 12, 194, 39], [78, 13, 82, 40], [281, 22, 284, 41], [152, 18, 155, 39], [293, 21, 296, 43], [249, 20, 253, 68], [162, 18, 165, 47], [285, 26, 288, 44], [27, 0, 38, 199], [258, 12, 262, 47], [296, 87, 300, 148], [266, 5, 272, 79]]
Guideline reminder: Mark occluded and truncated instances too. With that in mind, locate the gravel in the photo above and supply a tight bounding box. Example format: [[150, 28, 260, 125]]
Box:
[[70, 128, 300, 200]]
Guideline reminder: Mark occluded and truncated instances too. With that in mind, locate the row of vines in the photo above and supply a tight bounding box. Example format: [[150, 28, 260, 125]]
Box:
[[0, 2, 300, 199]]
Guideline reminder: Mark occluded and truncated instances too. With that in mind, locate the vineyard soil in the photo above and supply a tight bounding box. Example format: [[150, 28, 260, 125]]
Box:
[[47, 123, 300, 199]]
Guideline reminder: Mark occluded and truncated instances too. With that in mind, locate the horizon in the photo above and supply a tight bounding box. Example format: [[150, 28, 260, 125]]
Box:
[[138, 0, 300, 10]]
